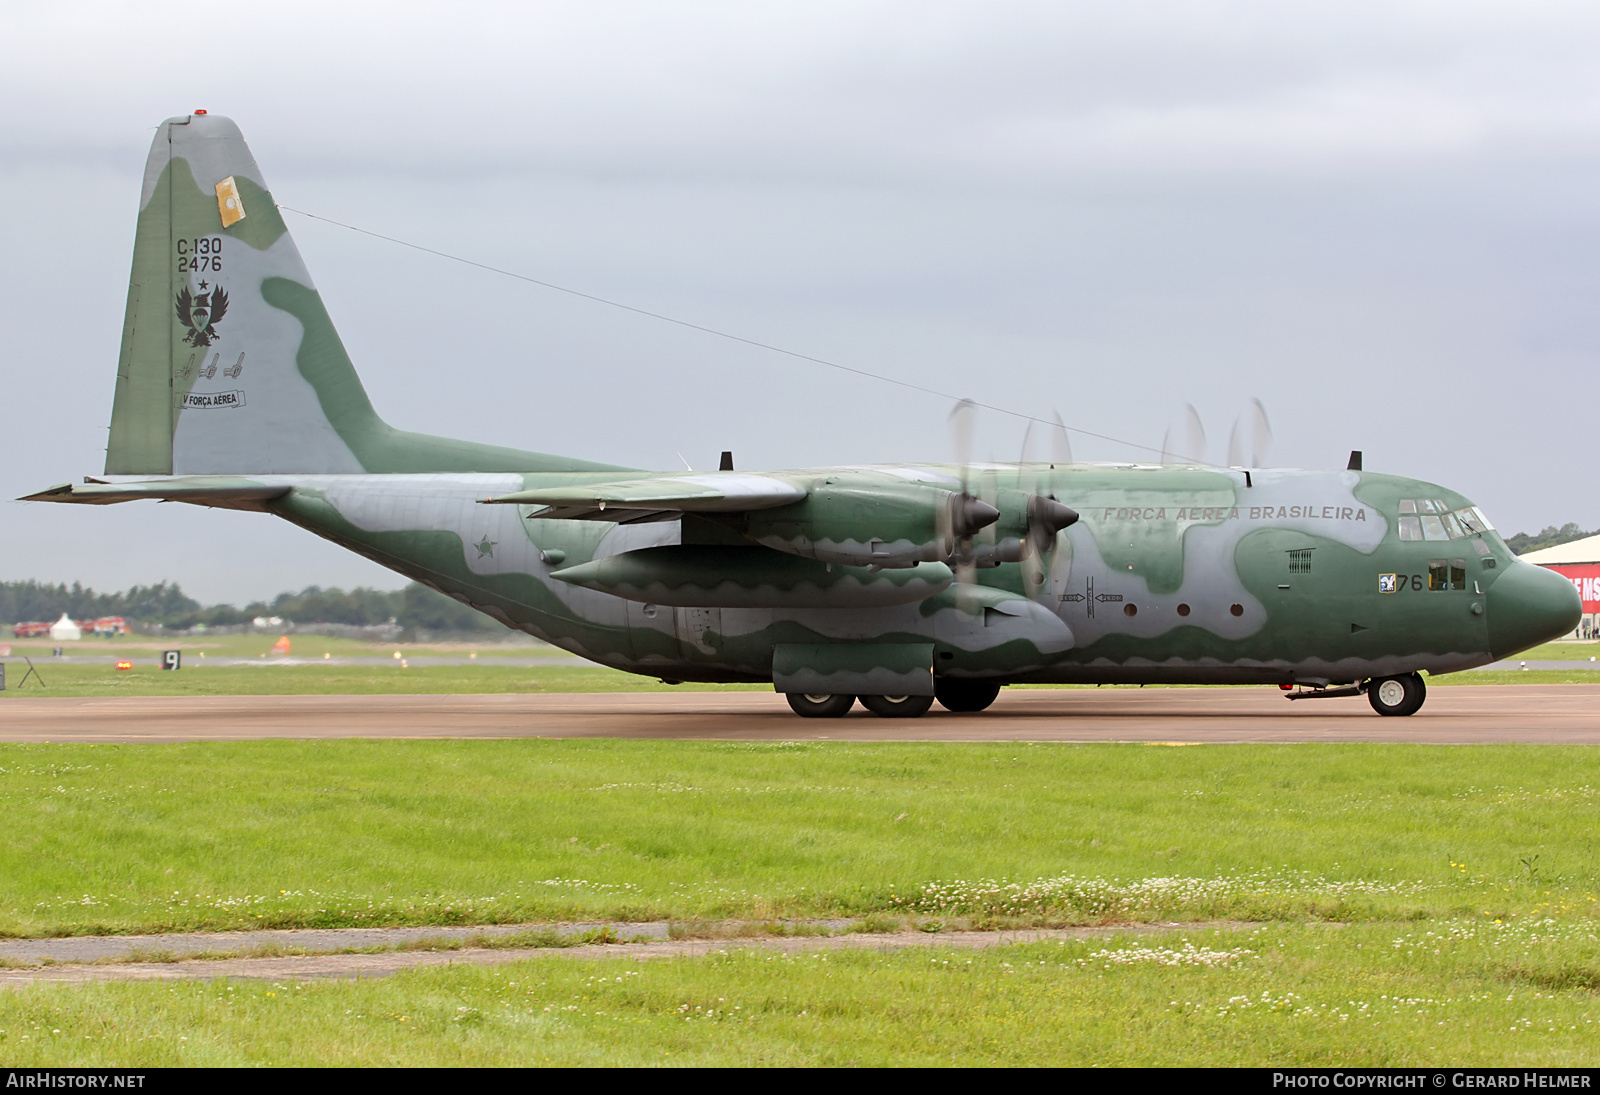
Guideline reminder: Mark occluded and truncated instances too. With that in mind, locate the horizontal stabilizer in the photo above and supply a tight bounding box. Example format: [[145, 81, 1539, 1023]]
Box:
[[482, 474, 805, 521], [20, 477, 289, 511]]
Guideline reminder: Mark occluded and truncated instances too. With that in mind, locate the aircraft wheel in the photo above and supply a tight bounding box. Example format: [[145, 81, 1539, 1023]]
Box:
[[934, 679, 1002, 713], [785, 693, 855, 718], [1366, 673, 1426, 717], [859, 693, 935, 718]]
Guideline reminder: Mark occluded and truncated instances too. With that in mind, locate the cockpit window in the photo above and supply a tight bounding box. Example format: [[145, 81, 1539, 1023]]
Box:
[[1397, 501, 1497, 542]]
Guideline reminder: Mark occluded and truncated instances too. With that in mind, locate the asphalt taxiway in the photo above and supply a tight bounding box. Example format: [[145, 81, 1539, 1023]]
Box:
[[1, 684, 1597, 743]]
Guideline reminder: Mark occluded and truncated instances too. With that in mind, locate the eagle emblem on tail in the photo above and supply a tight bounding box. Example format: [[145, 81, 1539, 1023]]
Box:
[[175, 284, 228, 347]]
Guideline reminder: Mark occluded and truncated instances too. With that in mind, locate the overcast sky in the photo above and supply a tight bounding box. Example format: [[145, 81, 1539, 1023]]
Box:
[[4, 1, 1600, 604]]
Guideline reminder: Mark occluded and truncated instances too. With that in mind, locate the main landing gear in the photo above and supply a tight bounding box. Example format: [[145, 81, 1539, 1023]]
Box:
[[784, 693, 857, 718], [783, 679, 1003, 719]]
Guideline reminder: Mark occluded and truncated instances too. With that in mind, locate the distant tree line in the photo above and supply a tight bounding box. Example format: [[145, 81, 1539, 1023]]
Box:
[[1, 580, 508, 634], [1505, 523, 1598, 556]]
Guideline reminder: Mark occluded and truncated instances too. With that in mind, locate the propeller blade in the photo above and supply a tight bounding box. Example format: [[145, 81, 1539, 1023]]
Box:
[[1160, 426, 1172, 465], [1227, 419, 1243, 468], [1250, 397, 1272, 468], [1050, 410, 1072, 466], [1184, 404, 1206, 465], [948, 398, 976, 490]]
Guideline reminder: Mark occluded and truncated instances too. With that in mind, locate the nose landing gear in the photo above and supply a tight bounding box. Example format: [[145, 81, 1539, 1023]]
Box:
[[1365, 672, 1426, 717]]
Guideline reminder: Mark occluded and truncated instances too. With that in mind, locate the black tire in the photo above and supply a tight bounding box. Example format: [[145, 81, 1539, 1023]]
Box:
[[858, 693, 935, 718], [935, 678, 1002, 713], [1367, 673, 1426, 717], [785, 692, 855, 718]]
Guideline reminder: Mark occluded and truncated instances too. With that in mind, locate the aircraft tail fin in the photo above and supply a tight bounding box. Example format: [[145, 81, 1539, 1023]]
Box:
[[106, 114, 621, 476]]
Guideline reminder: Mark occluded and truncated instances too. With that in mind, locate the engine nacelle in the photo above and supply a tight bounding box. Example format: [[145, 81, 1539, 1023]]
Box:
[[743, 481, 996, 568], [740, 482, 1075, 570]]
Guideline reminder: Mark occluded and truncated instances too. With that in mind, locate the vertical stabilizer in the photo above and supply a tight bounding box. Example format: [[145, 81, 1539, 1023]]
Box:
[[108, 113, 368, 474], [106, 114, 623, 476]]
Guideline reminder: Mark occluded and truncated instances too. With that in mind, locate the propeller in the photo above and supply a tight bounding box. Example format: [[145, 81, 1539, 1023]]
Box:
[[943, 400, 1077, 602], [1020, 408, 1079, 597], [944, 399, 1000, 574]]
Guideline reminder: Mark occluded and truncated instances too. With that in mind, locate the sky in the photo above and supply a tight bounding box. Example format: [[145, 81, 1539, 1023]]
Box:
[[4, 1, 1600, 605]]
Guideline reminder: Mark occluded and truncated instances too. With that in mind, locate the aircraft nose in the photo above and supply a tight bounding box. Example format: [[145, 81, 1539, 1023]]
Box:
[[1487, 562, 1582, 659]]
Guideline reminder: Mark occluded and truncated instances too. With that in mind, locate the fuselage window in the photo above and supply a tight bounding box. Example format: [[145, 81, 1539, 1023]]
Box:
[[1421, 515, 1449, 541], [1399, 516, 1423, 541], [1427, 558, 1470, 591]]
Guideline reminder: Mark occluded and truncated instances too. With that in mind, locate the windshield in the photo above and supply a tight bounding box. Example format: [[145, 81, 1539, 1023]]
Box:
[[1396, 500, 1494, 542]]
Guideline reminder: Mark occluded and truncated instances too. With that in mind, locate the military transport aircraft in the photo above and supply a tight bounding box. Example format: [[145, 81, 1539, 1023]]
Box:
[[22, 114, 1582, 718]]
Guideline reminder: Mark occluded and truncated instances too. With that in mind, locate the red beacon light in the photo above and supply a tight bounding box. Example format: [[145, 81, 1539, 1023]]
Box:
[[194, 109, 207, 115]]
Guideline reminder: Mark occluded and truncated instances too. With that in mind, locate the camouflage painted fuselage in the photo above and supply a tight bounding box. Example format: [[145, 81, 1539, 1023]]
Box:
[[75, 461, 1529, 689], [27, 114, 1581, 695]]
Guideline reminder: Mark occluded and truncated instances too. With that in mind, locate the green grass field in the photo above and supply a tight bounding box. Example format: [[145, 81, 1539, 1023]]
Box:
[[0, 739, 1594, 1065], [3, 921, 1598, 1066], [0, 740, 1593, 937], [3, 631, 1598, 1065]]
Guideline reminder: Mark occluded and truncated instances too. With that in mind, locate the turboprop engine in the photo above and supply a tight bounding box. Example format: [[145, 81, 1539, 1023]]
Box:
[[744, 481, 1079, 571]]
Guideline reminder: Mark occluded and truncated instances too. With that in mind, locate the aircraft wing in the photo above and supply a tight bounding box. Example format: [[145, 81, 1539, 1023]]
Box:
[[480, 473, 806, 522], [21, 477, 291, 511]]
